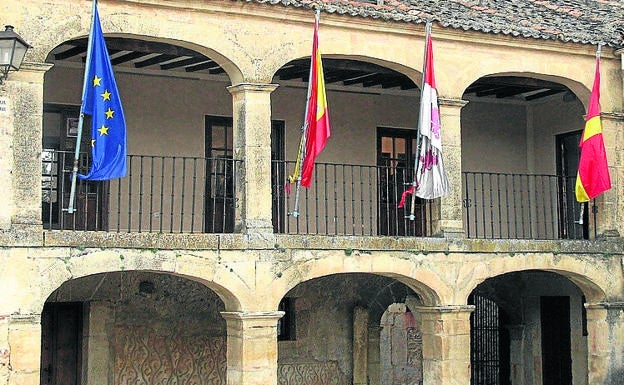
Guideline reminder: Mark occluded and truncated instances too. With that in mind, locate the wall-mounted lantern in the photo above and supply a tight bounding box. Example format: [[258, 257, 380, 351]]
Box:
[[0, 25, 32, 84]]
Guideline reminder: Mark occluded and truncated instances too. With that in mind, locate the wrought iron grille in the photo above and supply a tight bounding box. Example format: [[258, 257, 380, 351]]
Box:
[[42, 150, 240, 233], [462, 172, 591, 240], [470, 293, 510, 385], [272, 160, 434, 236]]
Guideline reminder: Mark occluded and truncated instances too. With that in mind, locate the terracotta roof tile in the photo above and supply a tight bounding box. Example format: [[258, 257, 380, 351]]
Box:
[[237, 0, 624, 48]]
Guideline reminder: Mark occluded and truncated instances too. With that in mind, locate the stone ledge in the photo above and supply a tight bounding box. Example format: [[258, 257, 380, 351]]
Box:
[[34, 230, 624, 255]]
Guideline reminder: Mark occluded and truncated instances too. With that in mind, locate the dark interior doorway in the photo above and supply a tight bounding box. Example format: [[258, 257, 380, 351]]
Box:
[[377, 127, 424, 236], [540, 296, 572, 385], [556, 131, 588, 239], [40, 302, 83, 385]]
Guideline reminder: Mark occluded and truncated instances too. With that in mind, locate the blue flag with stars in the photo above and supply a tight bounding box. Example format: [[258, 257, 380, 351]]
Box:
[[78, 2, 126, 180]]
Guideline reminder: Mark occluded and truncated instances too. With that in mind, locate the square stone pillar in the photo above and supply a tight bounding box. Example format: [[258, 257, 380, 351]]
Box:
[[228, 83, 279, 235], [221, 311, 284, 385], [7, 314, 41, 385], [0, 63, 51, 240], [596, 112, 623, 238], [585, 302, 624, 385], [83, 301, 113, 385], [415, 305, 473, 385], [353, 306, 368, 385], [436, 98, 469, 238]]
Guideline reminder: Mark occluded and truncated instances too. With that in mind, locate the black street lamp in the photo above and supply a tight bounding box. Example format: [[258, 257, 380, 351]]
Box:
[[0, 25, 32, 84]]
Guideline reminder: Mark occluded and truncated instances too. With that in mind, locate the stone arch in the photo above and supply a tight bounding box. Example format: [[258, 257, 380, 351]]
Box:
[[275, 272, 425, 385], [43, 33, 243, 85], [40, 269, 231, 385], [36, 250, 245, 314], [458, 257, 609, 306], [269, 54, 421, 90], [466, 269, 594, 385], [461, 71, 591, 108], [269, 253, 448, 310]]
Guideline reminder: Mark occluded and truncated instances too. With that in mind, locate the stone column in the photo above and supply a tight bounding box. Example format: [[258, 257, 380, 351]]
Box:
[[353, 306, 368, 385], [506, 324, 525, 385], [7, 314, 41, 385], [436, 98, 469, 238], [221, 311, 284, 385], [0, 63, 51, 242], [415, 305, 473, 385], [83, 301, 113, 385], [585, 302, 624, 385], [596, 112, 623, 238], [228, 83, 279, 235]]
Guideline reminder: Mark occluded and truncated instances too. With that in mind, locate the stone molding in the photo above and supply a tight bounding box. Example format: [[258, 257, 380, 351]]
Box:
[[220, 311, 285, 321], [412, 304, 475, 314]]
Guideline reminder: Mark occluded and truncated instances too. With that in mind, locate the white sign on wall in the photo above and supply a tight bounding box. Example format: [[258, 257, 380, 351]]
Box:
[[0, 98, 8, 115]]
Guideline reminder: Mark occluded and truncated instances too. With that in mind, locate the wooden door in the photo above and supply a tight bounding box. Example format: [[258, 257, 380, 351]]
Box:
[[40, 302, 83, 385], [556, 131, 587, 239], [377, 127, 423, 236]]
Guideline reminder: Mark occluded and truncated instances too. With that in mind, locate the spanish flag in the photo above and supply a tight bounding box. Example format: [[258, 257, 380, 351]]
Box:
[[575, 50, 611, 202], [300, 10, 331, 188]]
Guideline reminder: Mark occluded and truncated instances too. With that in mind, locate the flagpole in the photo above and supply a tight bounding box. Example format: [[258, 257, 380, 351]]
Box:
[[409, 21, 431, 221], [67, 0, 97, 214], [291, 9, 319, 218], [577, 43, 602, 222]]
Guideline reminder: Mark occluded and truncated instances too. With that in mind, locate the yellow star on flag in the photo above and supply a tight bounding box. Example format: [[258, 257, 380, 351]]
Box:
[[91, 139, 96, 147], [98, 124, 109, 136], [101, 89, 111, 101], [105, 108, 115, 119], [93, 75, 101, 87]]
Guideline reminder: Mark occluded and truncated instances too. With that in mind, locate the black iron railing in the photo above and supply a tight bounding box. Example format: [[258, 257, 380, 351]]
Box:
[[42, 153, 592, 240], [462, 172, 589, 240], [42, 150, 240, 233], [272, 160, 434, 236]]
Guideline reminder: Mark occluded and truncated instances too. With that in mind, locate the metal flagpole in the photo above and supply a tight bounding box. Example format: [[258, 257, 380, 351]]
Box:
[[577, 43, 602, 226], [67, 0, 97, 214], [291, 9, 320, 218], [409, 21, 431, 221]]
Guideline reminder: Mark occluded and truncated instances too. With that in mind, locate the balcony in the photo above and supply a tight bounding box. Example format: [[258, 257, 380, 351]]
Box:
[[42, 152, 590, 240], [463, 171, 589, 240], [42, 150, 240, 233]]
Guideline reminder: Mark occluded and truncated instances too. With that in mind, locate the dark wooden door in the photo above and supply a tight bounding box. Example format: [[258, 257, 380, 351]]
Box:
[[205, 116, 235, 233], [40, 302, 83, 385], [377, 127, 423, 236], [541, 296, 572, 385], [271, 121, 285, 233], [556, 131, 587, 239]]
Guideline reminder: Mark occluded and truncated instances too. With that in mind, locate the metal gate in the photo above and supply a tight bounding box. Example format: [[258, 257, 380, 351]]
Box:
[[470, 293, 510, 385]]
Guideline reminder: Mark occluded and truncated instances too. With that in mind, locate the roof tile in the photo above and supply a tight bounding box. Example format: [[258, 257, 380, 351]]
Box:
[[237, 0, 624, 48]]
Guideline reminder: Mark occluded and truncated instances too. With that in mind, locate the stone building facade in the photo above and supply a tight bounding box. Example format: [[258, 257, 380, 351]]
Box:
[[0, 1, 623, 385]]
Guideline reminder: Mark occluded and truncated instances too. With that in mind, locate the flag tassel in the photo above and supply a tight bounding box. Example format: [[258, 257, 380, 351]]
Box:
[[576, 203, 585, 225]]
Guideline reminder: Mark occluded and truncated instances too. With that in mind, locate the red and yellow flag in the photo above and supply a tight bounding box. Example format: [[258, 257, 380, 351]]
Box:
[[575, 52, 611, 202], [300, 11, 330, 188]]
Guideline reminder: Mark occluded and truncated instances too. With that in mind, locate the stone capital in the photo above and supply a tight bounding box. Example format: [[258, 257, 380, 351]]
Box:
[[438, 97, 469, 109], [585, 301, 624, 310], [221, 310, 285, 322], [227, 83, 279, 96], [413, 304, 475, 314]]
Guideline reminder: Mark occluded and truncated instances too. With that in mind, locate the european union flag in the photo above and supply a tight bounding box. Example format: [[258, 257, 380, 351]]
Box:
[[78, 2, 126, 180]]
